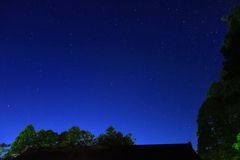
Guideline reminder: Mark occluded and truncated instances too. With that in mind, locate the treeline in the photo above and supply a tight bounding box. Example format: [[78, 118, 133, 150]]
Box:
[[1, 124, 136, 159]]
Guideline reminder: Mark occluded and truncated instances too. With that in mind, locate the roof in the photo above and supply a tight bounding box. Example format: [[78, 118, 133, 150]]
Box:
[[7, 141, 202, 160]]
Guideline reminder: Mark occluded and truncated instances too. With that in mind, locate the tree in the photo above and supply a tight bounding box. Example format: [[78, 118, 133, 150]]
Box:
[[2, 141, 20, 159], [122, 133, 136, 145], [55, 131, 70, 147], [95, 125, 137, 146], [2, 125, 95, 157], [64, 126, 83, 147], [34, 129, 59, 147], [196, 4, 240, 160], [2, 124, 136, 158], [2, 124, 37, 159], [0, 143, 11, 158], [78, 130, 96, 146]]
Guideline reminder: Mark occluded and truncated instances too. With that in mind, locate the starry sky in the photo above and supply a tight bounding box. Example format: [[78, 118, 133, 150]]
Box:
[[1, 0, 239, 157]]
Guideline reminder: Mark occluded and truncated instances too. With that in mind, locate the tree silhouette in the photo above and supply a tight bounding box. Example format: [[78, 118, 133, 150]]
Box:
[[95, 125, 136, 146], [2, 125, 86, 158], [78, 130, 96, 146], [196, 4, 240, 160], [53, 131, 69, 147], [2, 124, 135, 158], [34, 129, 59, 147], [65, 126, 81, 147]]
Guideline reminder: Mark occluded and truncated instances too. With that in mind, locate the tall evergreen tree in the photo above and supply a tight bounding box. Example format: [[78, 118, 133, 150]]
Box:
[[196, 4, 240, 160]]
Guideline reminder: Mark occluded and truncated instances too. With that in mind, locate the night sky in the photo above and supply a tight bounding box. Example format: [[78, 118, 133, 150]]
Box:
[[1, 0, 239, 156]]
